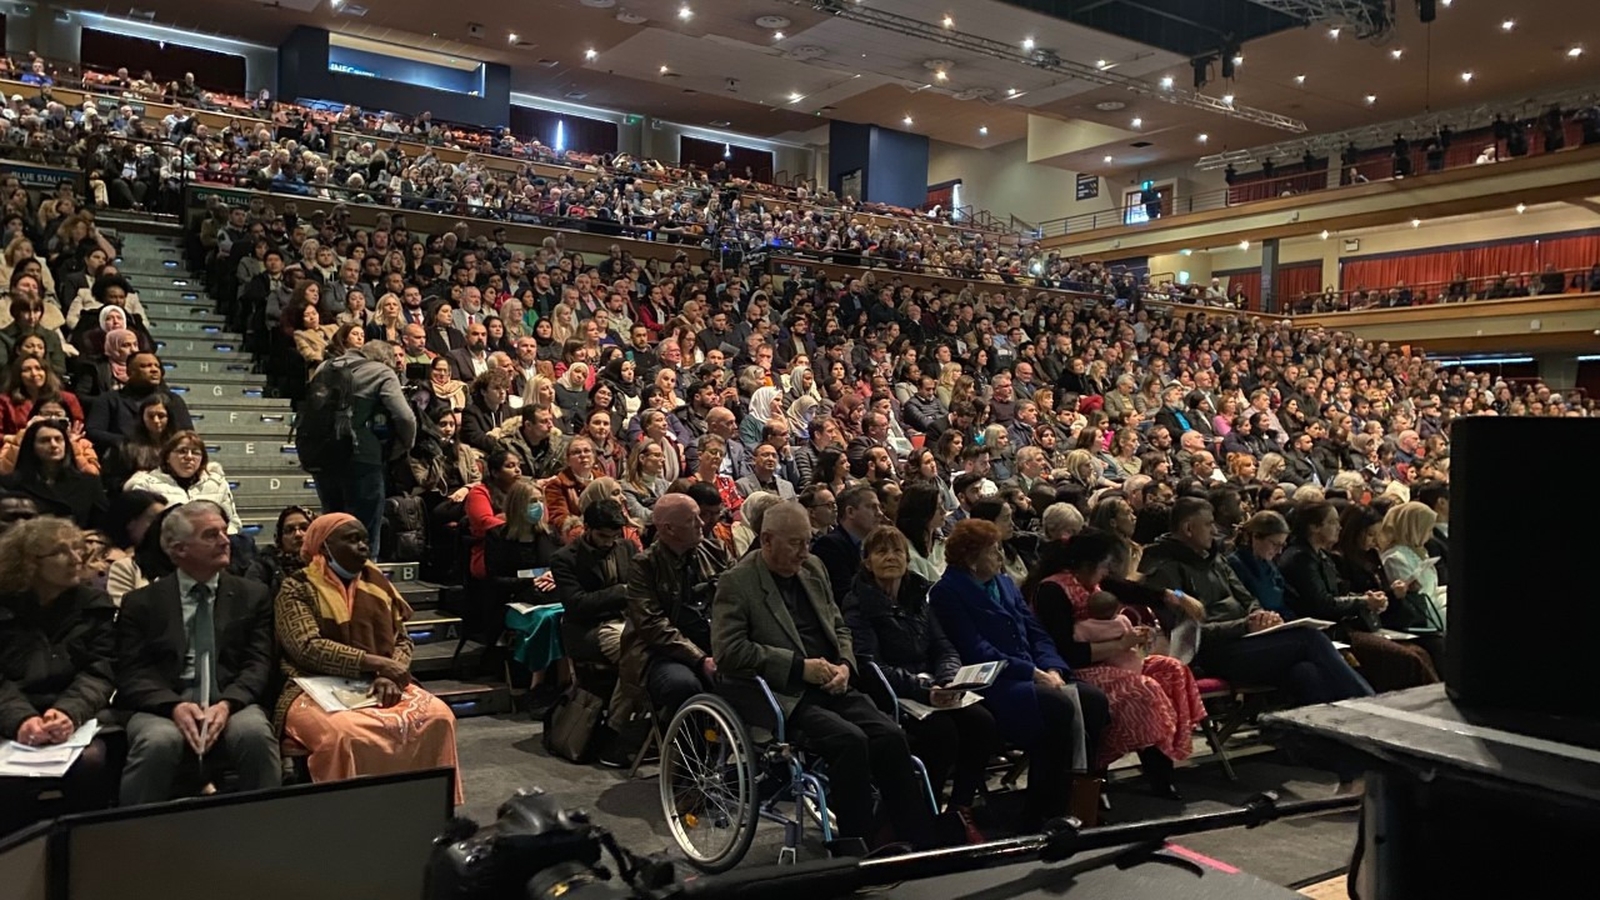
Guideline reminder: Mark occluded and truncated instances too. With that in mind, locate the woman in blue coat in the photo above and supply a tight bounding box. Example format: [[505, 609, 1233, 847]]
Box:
[[930, 518, 1110, 828]]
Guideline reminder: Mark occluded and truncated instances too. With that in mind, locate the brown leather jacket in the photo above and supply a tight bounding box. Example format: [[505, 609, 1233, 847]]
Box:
[[610, 535, 731, 727]]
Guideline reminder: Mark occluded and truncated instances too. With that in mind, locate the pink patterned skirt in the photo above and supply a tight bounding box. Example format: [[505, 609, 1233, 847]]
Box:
[[285, 684, 464, 805]]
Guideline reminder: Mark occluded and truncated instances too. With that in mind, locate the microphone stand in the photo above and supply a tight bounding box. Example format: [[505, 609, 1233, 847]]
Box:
[[660, 792, 1359, 900]]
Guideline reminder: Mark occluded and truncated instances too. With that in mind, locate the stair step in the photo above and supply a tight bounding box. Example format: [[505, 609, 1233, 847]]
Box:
[[162, 363, 261, 384], [396, 580, 442, 610], [153, 338, 246, 357], [378, 561, 423, 582], [411, 640, 482, 676], [142, 302, 226, 321], [405, 616, 463, 645], [167, 382, 272, 401], [425, 679, 512, 718], [149, 322, 243, 340], [183, 394, 292, 410]]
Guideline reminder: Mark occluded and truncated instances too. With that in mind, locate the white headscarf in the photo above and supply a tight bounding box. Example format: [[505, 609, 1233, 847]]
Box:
[[748, 386, 780, 425]]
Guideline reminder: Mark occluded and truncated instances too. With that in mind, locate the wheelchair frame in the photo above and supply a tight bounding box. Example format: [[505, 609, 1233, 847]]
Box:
[[657, 664, 939, 873]]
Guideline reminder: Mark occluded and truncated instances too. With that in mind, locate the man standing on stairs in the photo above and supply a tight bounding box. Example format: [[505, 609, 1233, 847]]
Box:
[[311, 341, 416, 559]]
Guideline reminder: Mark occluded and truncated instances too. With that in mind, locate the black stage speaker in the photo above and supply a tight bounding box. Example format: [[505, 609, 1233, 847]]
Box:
[[1446, 416, 1600, 716]]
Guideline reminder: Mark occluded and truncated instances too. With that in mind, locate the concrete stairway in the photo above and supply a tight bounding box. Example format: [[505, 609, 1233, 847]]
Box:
[[117, 229, 312, 546], [115, 223, 506, 717]]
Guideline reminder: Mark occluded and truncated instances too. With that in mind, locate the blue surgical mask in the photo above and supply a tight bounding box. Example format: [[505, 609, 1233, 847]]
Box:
[[525, 501, 545, 525], [327, 556, 361, 581]]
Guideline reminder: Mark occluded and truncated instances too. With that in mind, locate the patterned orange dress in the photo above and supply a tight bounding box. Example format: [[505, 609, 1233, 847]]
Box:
[[1040, 571, 1206, 769]]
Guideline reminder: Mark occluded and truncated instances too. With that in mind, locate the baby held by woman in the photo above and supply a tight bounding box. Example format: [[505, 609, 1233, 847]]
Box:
[[1073, 590, 1146, 673]]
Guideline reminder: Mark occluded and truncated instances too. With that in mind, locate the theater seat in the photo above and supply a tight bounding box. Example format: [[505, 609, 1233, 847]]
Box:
[[1195, 678, 1278, 781]]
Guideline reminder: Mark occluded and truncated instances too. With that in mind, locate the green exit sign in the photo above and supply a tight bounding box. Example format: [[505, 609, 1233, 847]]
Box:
[[624, 114, 642, 126]]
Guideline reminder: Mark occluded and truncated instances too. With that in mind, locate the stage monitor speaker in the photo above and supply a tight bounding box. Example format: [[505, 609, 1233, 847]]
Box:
[[0, 824, 49, 900], [65, 769, 453, 900], [1446, 416, 1600, 716]]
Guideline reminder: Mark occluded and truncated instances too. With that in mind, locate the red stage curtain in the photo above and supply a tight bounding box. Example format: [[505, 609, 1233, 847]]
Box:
[[1340, 231, 1600, 295], [1221, 271, 1260, 309], [1278, 264, 1325, 308], [1219, 263, 1322, 311]]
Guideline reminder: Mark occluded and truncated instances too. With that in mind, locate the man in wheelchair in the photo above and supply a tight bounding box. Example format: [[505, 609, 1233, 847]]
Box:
[[611, 494, 733, 743], [711, 500, 936, 852]]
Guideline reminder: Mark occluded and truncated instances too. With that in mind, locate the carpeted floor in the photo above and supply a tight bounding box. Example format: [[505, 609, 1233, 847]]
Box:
[[452, 711, 1357, 888]]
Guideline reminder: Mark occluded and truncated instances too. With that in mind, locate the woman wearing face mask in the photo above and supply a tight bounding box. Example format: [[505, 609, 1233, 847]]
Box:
[[122, 431, 242, 534], [243, 505, 314, 598], [273, 513, 462, 803], [465, 448, 526, 582], [483, 478, 560, 592], [0, 419, 106, 529]]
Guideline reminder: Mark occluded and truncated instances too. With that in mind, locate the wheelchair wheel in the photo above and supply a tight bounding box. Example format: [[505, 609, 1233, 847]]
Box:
[[659, 693, 759, 873]]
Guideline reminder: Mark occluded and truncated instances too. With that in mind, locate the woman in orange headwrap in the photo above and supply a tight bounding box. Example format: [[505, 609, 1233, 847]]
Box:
[[272, 512, 463, 803]]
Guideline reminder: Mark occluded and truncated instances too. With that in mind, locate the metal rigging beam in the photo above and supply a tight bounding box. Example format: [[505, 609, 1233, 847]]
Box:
[[796, 0, 1308, 133], [1241, 0, 1394, 41]]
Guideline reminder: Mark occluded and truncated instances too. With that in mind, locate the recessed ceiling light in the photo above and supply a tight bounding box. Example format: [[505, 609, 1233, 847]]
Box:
[[1501, 19, 1515, 31], [678, 5, 693, 21], [788, 91, 802, 102], [1160, 75, 1174, 89], [942, 14, 953, 28], [1006, 86, 1018, 96], [1391, 48, 1404, 59], [584, 48, 598, 60], [1320, 230, 1330, 240], [1197, 133, 1208, 142], [1329, 27, 1341, 39], [1222, 93, 1234, 105], [978, 125, 988, 135], [1131, 117, 1142, 128], [1239, 240, 1251, 250], [1441, 0, 1452, 5], [1516, 202, 1527, 213], [1460, 71, 1473, 82], [772, 31, 784, 40], [659, 64, 670, 74], [1365, 94, 1377, 105], [1022, 36, 1035, 51], [1294, 74, 1307, 84], [903, 115, 914, 125], [1096, 59, 1108, 69], [1103, 155, 1114, 163], [1232, 54, 1244, 66], [1411, 218, 1422, 228], [508, 33, 518, 43], [934, 70, 947, 81], [1569, 46, 1585, 58]]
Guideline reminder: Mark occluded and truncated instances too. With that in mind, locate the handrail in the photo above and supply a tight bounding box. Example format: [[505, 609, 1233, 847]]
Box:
[[1031, 138, 1578, 240], [1279, 267, 1600, 314]]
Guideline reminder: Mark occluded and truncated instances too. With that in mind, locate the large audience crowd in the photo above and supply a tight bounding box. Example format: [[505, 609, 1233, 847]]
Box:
[[0, 49, 1584, 861]]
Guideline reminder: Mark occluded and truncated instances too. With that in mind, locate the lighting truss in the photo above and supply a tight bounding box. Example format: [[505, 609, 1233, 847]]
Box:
[[798, 0, 1307, 133], [1242, 0, 1394, 41], [1194, 83, 1600, 169]]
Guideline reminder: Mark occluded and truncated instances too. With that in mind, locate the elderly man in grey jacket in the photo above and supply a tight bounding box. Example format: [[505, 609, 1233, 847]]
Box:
[[711, 501, 934, 852], [310, 341, 416, 557]]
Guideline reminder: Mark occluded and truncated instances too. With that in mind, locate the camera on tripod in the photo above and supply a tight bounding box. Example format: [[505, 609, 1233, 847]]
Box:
[[425, 788, 669, 900]]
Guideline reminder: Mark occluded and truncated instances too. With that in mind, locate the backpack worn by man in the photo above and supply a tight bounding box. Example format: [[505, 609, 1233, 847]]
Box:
[[296, 356, 356, 473]]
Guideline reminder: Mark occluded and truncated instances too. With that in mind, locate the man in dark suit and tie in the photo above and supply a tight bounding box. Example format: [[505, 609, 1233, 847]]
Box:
[[712, 501, 933, 852], [115, 500, 280, 805]]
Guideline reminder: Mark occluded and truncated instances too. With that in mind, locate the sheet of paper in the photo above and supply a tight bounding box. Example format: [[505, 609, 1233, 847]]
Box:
[[898, 691, 984, 721], [1244, 617, 1334, 638], [294, 676, 379, 713], [0, 740, 85, 778]]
